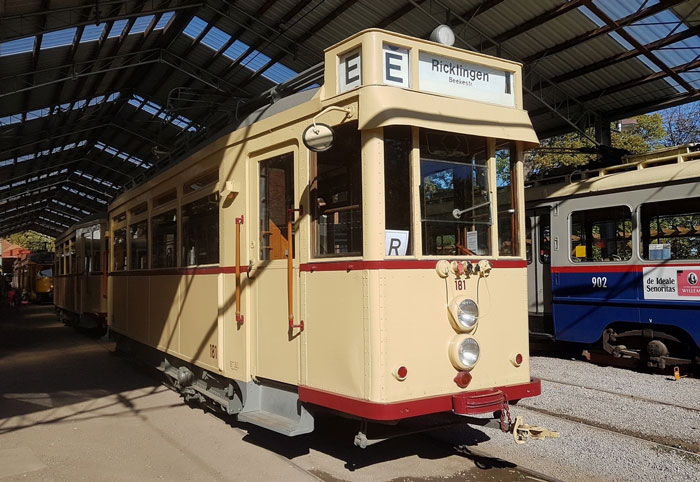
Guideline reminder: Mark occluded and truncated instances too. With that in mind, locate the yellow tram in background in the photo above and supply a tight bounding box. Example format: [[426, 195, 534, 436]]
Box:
[[105, 29, 541, 444], [13, 251, 54, 303], [53, 214, 109, 332]]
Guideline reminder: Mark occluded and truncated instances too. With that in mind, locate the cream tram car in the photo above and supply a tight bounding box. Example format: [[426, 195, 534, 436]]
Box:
[[54, 214, 109, 332], [107, 29, 541, 442]]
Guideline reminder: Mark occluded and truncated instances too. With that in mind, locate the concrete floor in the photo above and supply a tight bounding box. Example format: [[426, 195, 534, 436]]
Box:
[[0, 304, 542, 482]]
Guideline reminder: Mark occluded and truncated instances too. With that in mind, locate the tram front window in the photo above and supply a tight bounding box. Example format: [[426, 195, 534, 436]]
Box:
[[420, 129, 490, 256]]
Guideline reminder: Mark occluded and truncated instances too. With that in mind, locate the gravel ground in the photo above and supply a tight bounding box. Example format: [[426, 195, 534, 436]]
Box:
[[529, 356, 700, 410], [436, 405, 700, 482], [432, 355, 700, 482], [520, 379, 700, 452]]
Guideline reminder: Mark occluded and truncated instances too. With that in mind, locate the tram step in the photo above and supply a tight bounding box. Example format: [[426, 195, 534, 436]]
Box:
[[238, 407, 314, 436]]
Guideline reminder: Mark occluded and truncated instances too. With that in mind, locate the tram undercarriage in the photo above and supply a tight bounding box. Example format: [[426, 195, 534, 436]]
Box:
[[600, 326, 700, 370]]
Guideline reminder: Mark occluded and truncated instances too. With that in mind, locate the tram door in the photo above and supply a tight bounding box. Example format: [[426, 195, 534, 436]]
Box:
[[526, 207, 553, 336], [254, 150, 300, 384]]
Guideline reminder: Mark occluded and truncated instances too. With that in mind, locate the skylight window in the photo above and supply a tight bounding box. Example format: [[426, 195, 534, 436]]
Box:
[[132, 15, 155, 34], [81, 24, 106, 43], [0, 140, 87, 166], [95, 141, 152, 169], [52, 199, 91, 216], [0, 37, 35, 56], [202, 26, 230, 51], [182, 16, 298, 85], [127, 94, 198, 132], [155, 12, 175, 30], [1, 11, 176, 58], [0, 93, 119, 127], [43, 28, 77, 49], [108, 20, 129, 38]]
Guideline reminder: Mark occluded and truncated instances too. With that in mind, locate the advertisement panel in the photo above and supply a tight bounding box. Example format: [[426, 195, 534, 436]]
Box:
[[642, 266, 700, 300]]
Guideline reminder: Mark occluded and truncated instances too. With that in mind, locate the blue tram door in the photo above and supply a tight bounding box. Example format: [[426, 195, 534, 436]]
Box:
[[526, 208, 554, 338]]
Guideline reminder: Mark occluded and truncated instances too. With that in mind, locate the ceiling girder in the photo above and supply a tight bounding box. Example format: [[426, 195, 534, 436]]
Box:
[[551, 23, 700, 85], [0, 0, 203, 42], [522, 0, 687, 64], [583, 0, 695, 94]]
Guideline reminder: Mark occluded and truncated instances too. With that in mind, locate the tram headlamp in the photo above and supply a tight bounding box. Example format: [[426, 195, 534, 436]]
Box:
[[448, 296, 479, 332], [448, 335, 480, 371]]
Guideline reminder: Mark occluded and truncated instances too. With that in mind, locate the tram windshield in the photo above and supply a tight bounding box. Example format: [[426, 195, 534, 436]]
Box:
[[420, 130, 490, 256]]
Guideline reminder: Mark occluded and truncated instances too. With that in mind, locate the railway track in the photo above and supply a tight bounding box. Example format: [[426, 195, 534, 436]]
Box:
[[537, 376, 700, 414], [520, 377, 700, 455]]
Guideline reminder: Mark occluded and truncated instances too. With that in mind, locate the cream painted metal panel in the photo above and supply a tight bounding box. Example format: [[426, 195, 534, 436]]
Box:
[[304, 270, 366, 397], [179, 274, 220, 373], [127, 276, 149, 344], [149, 275, 180, 352]]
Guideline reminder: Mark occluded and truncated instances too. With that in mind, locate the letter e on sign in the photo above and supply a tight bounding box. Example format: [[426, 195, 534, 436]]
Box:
[[383, 44, 410, 88], [339, 48, 362, 93]]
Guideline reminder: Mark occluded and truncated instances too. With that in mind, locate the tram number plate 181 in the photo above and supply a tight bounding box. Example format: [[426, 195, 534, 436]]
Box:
[[455, 280, 467, 290]]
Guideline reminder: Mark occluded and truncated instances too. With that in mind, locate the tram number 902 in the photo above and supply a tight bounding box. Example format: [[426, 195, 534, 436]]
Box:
[[592, 276, 607, 288]]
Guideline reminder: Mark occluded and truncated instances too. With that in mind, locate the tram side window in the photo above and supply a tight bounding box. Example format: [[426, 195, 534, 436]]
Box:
[[91, 228, 101, 272], [496, 141, 519, 256], [152, 210, 177, 268], [313, 122, 363, 257], [70, 243, 76, 274], [260, 153, 294, 261], [640, 197, 700, 260], [420, 129, 490, 256], [182, 193, 220, 266], [130, 220, 148, 269], [83, 233, 91, 273], [384, 126, 412, 256], [570, 206, 632, 262], [113, 228, 127, 271]]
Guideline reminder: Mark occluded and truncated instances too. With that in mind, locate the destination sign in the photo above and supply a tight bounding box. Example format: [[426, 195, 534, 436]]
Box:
[[418, 52, 515, 107]]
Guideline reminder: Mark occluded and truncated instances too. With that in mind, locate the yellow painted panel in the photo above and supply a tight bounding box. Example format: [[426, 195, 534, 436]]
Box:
[[304, 270, 366, 398], [111, 277, 128, 331], [127, 276, 149, 344], [381, 268, 530, 403], [254, 263, 299, 384], [179, 274, 220, 372], [149, 275, 180, 352], [222, 273, 249, 382]]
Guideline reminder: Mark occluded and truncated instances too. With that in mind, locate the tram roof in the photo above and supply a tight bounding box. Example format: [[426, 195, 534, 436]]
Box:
[[2, 0, 699, 237]]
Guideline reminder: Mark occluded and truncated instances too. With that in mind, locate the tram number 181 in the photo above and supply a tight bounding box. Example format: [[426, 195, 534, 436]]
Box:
[[592, 276, 607, 288]]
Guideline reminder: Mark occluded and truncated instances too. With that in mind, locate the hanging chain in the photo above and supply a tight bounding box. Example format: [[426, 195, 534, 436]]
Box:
[[499, 396, 513, 432]]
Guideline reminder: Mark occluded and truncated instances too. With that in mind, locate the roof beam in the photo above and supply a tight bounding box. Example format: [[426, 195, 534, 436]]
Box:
[[550, 23, 700, 85], [0, 1, 203, 42], [522, 0, 687, 64], [583, 0, 695, 93], [0, 121, 163, 156], [0, 48, 244, 102], [528, 55, 700, 121]]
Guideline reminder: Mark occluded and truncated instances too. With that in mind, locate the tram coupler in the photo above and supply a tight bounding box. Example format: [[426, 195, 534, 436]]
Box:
[[510, 416, 560, 444]]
